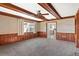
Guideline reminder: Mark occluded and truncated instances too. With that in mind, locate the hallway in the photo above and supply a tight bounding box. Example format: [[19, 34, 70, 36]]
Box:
[[0, 38, 76, 56]]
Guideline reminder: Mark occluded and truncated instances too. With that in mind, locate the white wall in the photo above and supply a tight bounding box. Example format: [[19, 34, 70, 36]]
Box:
[[0, 15, 75, 35], [56, 18, 75, 33], [0, 15, 18, 34], [0, 15, 38, 35], [17, 18, 24, 35], [36, 22, 40, 32], [38, 18, 75, 33], [39, 22, 46, 32]]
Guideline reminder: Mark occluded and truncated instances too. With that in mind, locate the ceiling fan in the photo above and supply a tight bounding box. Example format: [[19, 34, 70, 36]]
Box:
[[37, 10, 49, 17]]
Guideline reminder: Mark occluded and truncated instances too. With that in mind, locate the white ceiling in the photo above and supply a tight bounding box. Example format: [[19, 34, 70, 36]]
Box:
[[52, 3, 79, 17], [0, 3, 78, 21], [0, 6, 42, 21], [12, 3, 56, 19]]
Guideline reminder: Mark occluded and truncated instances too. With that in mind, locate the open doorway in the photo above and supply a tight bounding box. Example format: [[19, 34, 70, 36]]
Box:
[[47, 22, 57, 39]]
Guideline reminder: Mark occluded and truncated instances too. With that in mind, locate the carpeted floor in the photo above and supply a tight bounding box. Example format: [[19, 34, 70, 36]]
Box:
[[0, 38, 77, 56]]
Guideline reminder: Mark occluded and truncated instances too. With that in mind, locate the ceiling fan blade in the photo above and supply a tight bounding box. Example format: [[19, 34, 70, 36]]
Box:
[[41, 13, 49, 15]]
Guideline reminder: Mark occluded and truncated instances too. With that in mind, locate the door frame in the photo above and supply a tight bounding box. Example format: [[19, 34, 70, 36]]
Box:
[[46, 21, 57, 39]]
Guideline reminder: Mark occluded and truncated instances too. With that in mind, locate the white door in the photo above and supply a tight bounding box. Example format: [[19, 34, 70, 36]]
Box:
[[47, 23, 56, 39]]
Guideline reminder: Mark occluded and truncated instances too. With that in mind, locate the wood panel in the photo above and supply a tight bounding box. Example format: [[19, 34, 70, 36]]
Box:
[[0, 33, 18, 45], [75, 9, 79, 48], [0, 31, 47, 45], [37, 31, 47, 38], [0, 32, 38, 45], [56, 32, 75, 42]]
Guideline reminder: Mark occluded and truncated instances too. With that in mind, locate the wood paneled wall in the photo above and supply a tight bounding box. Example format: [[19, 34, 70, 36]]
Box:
[[56, 32, 75, 42], [18, 32, 38, 40], [0, 32, 37, 45], [0, 33, 18, 45], [37, 31, 47, 38], [0, 32, 47, 45], [75, 9, 79, 48]]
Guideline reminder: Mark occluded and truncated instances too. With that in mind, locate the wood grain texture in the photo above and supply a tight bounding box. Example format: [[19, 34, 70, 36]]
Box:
[[0, 33, 18, 45], [37, 31, 47, 38], [75, 9, 79, 48], [56, 32, 75, 42], [0, 32, 38, 45], [0, 31, 47, 45]]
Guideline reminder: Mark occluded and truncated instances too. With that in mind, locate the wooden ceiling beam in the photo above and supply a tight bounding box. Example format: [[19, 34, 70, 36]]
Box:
[[0, 3, 47, 21], [47, 3, 62, 18], [48, 15, 75, 21], [62, 15, 75, 19], [38, 3, 62, 19]]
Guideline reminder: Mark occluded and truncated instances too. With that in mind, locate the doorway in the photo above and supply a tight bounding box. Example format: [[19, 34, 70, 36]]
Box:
[[47, 22, 57, 39]]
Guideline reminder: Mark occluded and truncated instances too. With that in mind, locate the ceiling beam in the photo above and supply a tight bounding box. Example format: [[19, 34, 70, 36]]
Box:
[[48, 15, 75, 20], [0, 3, 47, 21], [38, 3, 62, 19], [47, 3, 62, 18], [62, 15, 75, 19], [0, 11, 40, 22]]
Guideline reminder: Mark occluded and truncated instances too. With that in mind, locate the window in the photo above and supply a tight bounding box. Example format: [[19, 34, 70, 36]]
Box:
[[24, 22, 35, 33]]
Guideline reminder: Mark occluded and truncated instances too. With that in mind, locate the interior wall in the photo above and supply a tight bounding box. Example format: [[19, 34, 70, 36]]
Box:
[[17, 18, 24, 35], [35, 22, 39, 33], [36, 22, 47, 37], [56, 18, 75, 33], [36, 22, 40, 32], [0, 14, 39, 45], [39, 18, 75, 33], [75, 9, 79, 48], [39, 22, 47, 32], [0, 14, 75, 39], [0, 15, 38, 35], [55, 17, 75, 42], [0, 15, 18, 34], [38, 18, 75, 40]]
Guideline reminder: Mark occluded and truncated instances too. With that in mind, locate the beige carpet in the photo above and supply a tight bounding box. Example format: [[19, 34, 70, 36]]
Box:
[[0, 38, 76, 56]]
